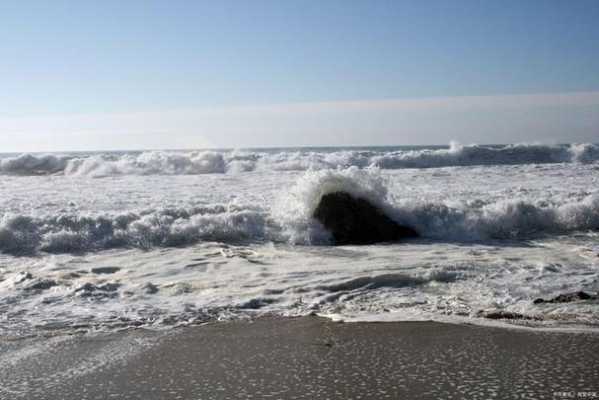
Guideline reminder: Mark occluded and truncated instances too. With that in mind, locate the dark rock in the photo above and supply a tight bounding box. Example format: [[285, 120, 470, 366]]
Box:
[[75, 282, 96, 294], [238, 298, 276, 309], [96, 282, 121, 292], [91, 266, 121, 274], [75, 282, 121, 298], [24, 279, 57, 291], [142, 282, 159, 294], [482, 310, 540, 320], [60, 272, 82, 279], [533, 291, 598, 304], [313, 192, 419, 245]]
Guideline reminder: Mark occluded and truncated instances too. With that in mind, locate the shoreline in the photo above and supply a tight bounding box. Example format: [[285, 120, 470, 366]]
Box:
[[324, 312, 599, 334], [2, 316, 599, 399]]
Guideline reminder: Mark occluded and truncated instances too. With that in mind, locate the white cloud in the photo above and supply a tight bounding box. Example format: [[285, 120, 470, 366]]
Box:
[[1, 91, 598, 152]]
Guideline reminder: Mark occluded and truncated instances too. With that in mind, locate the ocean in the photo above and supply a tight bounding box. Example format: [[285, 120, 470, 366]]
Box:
[[1, 142, 598, 336]]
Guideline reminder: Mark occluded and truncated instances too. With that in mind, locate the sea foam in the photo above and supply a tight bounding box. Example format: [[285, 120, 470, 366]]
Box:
[[1, 156, 599, 334], [1, 167, 598, 255], [1, 143, 597, 176]]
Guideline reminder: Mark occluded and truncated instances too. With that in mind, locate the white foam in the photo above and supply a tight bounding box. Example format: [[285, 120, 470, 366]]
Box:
[[0, 205, 269, 255], [272, 167, 390, 244], [393, 194, 599, 241], [1, 166, 598, 254], [64, 151, 226, 177], [1, 149, 599, 334], [1, 143, 597, 176], [0, 153, 70, 175]]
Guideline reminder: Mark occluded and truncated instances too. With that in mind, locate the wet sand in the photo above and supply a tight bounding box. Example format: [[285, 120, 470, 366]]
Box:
[[2, 317, 599, 399]]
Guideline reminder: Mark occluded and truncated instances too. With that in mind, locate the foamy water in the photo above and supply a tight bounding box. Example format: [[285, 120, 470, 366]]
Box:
[[1, 144, 598, 335], [1, 142, 598, 177]]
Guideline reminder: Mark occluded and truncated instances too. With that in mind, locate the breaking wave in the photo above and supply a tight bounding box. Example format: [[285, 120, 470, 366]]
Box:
[[0, 154, 70, 175], [276, 168, 599, 244], [1, 168, 598, 255], [0, 205, 269, 255], [1, 143, 598, 176], [371, 142, 599, 169]]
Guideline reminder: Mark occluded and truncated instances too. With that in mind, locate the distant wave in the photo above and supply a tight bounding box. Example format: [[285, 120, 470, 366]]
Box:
[[1, 143, 598, 176], [0, 153, 70, 175], [371, 142, 599, 169], [1, 168, 598, 255]]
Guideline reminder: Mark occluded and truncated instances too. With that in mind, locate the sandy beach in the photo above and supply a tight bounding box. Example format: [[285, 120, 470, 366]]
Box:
[[2, 317, 598, 400]]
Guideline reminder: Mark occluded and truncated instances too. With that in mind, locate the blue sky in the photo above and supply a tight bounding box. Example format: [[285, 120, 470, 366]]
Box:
[[1, 0, 598, 150]]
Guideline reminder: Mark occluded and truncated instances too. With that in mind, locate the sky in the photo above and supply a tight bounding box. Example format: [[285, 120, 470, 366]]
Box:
[[1, 0, 598, 151]]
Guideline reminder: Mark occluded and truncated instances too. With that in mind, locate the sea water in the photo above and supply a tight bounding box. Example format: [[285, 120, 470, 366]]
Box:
[[1, 143, 598, 335]]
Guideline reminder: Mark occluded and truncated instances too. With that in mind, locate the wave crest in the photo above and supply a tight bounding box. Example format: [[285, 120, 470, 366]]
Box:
[[1, 168, 598, 255], [395, 194, 599, 240], [1, 143, 597, 177], [0, 154, 70, 175], [64, 151, 226, 177], [0, 205, 268, 255], [272, 167, 391, 244]]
